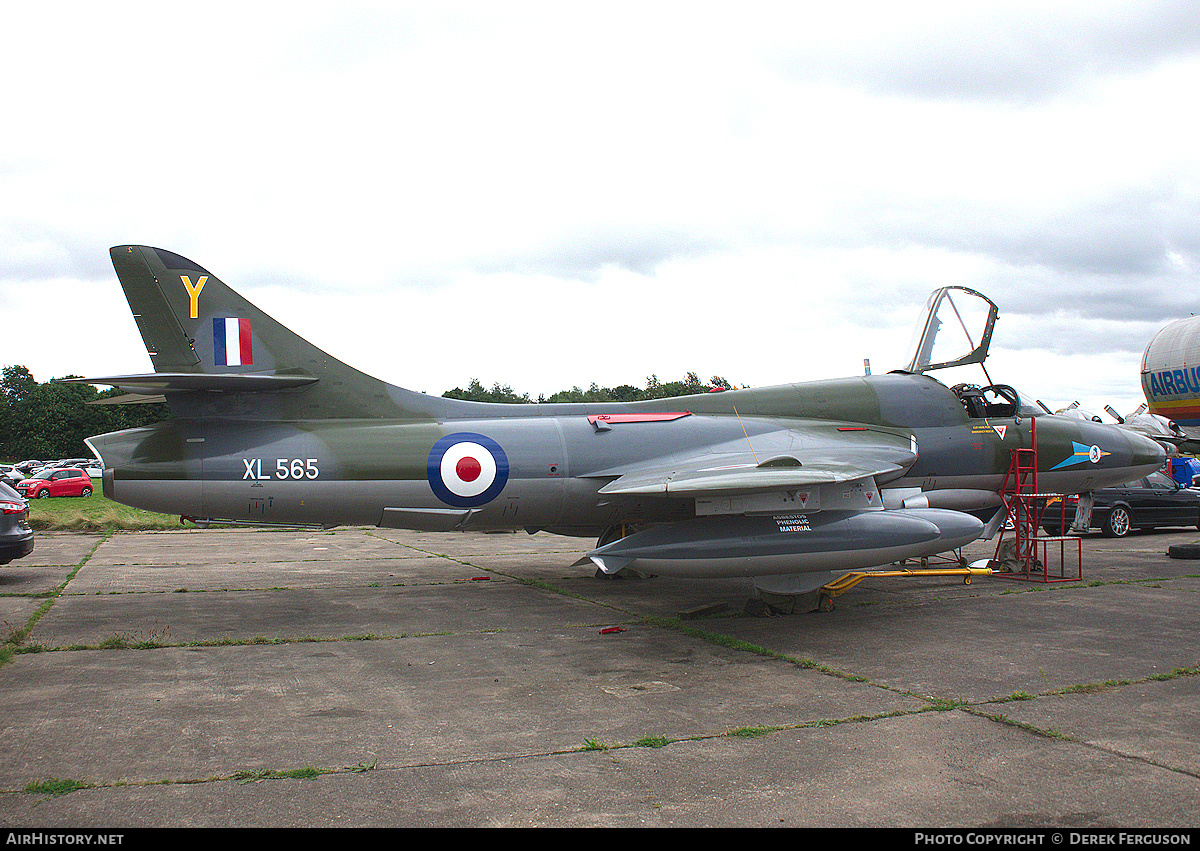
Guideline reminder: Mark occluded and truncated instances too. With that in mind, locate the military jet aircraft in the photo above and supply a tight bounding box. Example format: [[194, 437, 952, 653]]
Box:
[[72, 247, 1166, 600]]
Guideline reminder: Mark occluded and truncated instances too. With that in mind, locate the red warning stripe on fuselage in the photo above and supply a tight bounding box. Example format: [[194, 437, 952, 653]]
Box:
[[587, 412, 692, 425]]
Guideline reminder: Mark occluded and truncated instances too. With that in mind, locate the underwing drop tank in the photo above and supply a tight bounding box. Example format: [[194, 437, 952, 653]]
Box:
[[586, 509, 984, 578]]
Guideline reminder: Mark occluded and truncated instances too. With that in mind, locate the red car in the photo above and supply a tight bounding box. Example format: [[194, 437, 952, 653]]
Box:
[[16, 467, 93, 499]]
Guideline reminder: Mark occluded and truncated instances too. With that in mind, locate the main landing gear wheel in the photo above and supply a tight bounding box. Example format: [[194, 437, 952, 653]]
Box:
[[596, 524, 633, 548], [592, 524, 653, 580], [593, 524, 627, 579]]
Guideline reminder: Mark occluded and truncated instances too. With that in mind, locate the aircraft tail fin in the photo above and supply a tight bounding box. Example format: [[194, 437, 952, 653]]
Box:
[[97, 245, 445, 420]]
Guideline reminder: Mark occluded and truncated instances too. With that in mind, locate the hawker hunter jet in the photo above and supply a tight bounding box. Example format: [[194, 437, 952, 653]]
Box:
[[73, 247, 1166, 600]]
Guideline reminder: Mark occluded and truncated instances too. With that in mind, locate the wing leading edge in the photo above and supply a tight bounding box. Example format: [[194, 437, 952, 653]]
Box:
[[588, 426, 918, 497]]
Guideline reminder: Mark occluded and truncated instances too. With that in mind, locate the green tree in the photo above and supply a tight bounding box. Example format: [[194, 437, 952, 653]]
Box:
[[442, 378, 533, 404], [1, 366, 171, 461], [447, 372, 739, 406], [2, 365, 37, 403]]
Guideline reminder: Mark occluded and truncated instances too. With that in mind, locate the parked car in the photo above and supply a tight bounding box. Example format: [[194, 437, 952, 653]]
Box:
[[15, 467, 94, 499], [0, 464, 24, 487], [0, 482, 35, 565], [1042, 471, 1200, 537], [51, 458, 93, 469]]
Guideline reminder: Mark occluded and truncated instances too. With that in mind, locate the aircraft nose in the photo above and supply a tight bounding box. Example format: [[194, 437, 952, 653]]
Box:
[[1042, 415, 1167, 489], [1128, 430, 1167, 471]]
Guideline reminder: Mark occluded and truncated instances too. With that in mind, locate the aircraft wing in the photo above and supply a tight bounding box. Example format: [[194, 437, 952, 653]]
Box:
[[589, 426, 917, 497]]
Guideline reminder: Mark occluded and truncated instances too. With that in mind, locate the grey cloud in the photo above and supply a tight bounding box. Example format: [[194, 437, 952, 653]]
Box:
[[971, 204, 1182, 278], [822, 184, 1193, 288], [0, 226, 114, 283], [766, 1, 1200, 104], [1000, 312, 1167, 357], [474, 226, 728, 281]]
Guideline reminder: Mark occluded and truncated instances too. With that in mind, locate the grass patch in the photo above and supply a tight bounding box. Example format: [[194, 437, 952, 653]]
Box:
[[1054, 679, 1128, 695], [234, 765, 324, 783], [579, 738, 611, 751], [1148, 664, 1199, 681], [632, 736, 672, 749], [25, 491, 185, 532], [925, 697, 971, 711], [970, 709, 1074, 741], [24, 778, 90, 797], [1001, 691, 1036, 702]]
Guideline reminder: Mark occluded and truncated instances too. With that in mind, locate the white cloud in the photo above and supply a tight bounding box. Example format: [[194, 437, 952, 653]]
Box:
[[2, 1, 1197, 420]]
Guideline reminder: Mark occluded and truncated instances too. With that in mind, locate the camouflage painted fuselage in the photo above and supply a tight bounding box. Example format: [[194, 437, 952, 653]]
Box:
[[89, 373, 1164, 534]]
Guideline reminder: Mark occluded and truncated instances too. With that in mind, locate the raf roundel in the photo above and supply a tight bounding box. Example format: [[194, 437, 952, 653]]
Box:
[[427, 433, 510, 508]]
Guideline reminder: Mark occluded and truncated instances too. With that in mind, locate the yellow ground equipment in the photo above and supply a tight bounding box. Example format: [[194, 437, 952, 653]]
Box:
[[818, 565, 993, 611]]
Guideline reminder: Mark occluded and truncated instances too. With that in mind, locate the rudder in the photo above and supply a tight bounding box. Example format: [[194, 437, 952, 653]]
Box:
[[111, 246, 206, 372]]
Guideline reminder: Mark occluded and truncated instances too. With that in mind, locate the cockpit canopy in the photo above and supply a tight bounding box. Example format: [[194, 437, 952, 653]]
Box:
[[903, 286, 998, 375], [900, 287, 1043, 420]]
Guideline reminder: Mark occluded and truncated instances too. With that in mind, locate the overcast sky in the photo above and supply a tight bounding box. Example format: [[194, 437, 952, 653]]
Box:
[[3, 1, 1197, 418]]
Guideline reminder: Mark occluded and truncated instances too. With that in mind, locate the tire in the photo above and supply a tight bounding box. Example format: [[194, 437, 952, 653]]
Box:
[[80, 487, 92, 497], [1102, 506, 1131, 538], [36, 489, 50, 499]]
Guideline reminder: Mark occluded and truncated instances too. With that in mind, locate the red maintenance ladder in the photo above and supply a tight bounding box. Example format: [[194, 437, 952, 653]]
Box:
[[993, 417, 1082, 583]]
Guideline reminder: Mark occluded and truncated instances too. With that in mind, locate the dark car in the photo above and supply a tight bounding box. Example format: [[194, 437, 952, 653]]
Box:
[[15, 467, 94, 499], [52, 458, 93, 469], [1042, 471, 1200, 538], [0, 482, 35, 565]]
